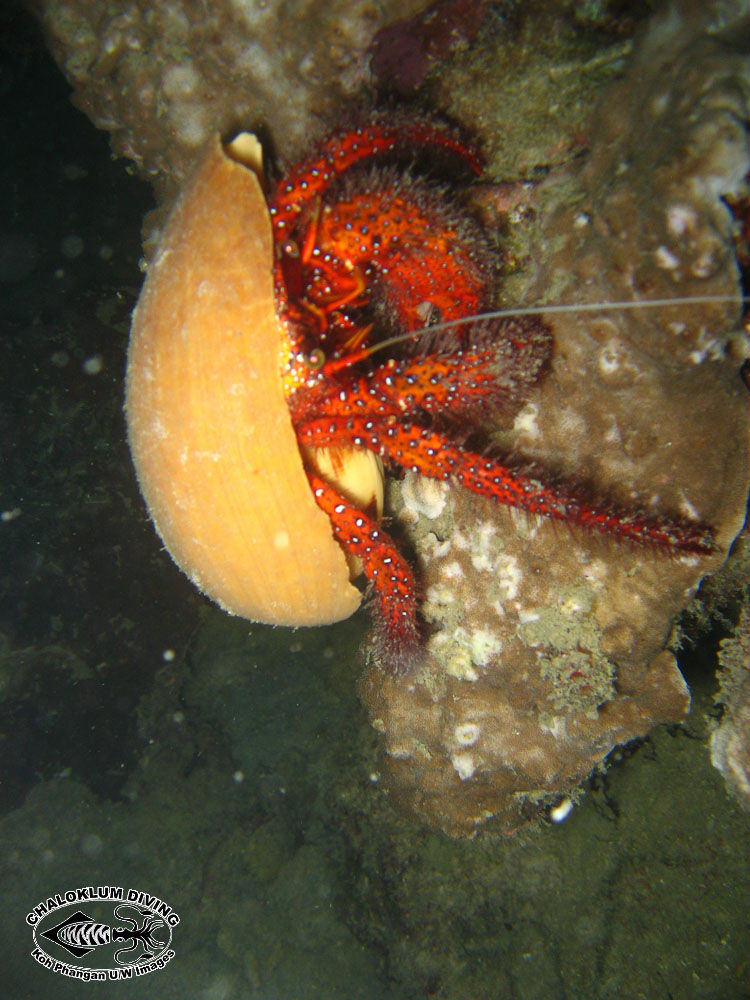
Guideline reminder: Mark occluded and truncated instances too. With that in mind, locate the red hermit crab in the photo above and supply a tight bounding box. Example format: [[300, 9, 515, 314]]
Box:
[[126, 113, 714, 673]]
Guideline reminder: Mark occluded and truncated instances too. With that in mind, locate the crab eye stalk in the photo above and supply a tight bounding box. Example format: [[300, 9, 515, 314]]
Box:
[[279, 238, 304, 301], [306, 347, 326, 370]]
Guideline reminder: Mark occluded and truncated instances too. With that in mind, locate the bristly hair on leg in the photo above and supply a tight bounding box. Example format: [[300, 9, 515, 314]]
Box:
[[308, 472, 425, 675], [364, 582, 425, 676]]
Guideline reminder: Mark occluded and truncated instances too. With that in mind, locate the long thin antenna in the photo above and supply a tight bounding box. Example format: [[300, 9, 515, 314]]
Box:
[[360, 294, 745, 358]]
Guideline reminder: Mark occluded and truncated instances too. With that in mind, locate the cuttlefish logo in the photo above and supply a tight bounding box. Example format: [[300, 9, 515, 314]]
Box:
[[27, 887, 178, 982]]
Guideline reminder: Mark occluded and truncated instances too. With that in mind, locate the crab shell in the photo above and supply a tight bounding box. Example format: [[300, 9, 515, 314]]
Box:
[[125, 133, 382, 625]]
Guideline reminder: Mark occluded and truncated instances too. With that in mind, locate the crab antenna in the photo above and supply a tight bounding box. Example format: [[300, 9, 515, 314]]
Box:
[[360, 294, 747, 358]]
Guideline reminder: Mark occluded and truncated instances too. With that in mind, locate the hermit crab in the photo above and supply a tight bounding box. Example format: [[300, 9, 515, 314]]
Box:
[[126, 114, 713, 672]]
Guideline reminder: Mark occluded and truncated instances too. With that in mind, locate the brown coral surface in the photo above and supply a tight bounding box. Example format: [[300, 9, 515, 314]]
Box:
[[29, 0, 433, 207]]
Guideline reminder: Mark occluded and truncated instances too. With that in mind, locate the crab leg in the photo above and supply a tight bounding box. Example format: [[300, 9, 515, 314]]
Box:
[[269, 111, 482, 234], [288, 319, 553, 429], [307, 473, 421, 673], [299, 418, 715, 556]]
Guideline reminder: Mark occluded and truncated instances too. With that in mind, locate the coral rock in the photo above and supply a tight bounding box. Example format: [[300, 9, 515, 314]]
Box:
[[711, 601, 750, 811], [29, 0, 433, 207], [360, 11, 750, 837]]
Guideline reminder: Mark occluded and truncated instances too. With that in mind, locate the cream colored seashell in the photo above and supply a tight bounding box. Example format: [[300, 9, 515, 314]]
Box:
[[126, 133, 382, 625]]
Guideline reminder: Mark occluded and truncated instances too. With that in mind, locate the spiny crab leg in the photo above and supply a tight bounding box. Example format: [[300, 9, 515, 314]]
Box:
[[308, 473, 421, 672], [270, 112, 482, 235], [288, 325, 553, 429], [299, 416, 716, 557]]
